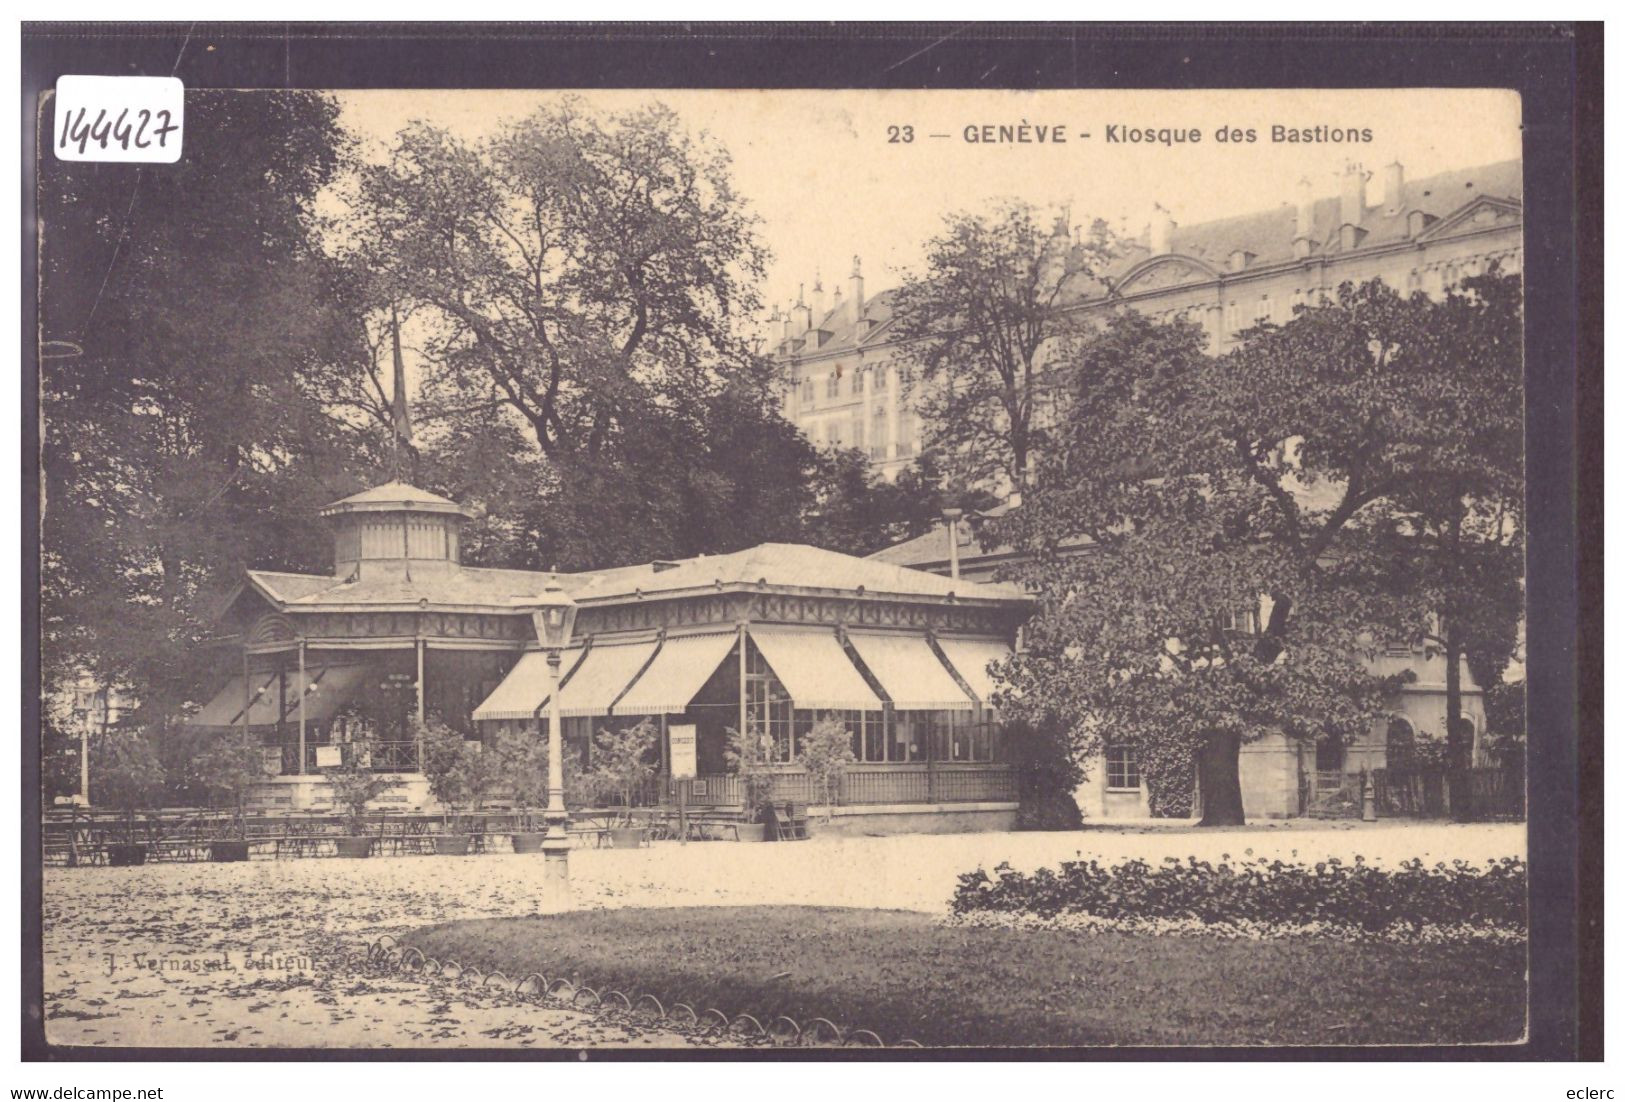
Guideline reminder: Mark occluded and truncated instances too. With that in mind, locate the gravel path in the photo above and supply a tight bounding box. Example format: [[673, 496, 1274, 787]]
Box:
[[42, 821, 1524, 1049]]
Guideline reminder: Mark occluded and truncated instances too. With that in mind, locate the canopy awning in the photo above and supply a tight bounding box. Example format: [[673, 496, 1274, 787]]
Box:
[[188, 671, 280, 728], [283, 665, 371, 724], [553, 639, 659, 717], [472, 648, 586, 722], [612, 631, 737, 716], [934, 637, 1015, 705], [748, 626, 882, 712], [846, 631, 974, 711]]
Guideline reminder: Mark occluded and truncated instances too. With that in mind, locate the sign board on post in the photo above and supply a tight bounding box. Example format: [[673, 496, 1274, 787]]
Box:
[[315, 745, 342, 769], [669, 724, 697, 780]]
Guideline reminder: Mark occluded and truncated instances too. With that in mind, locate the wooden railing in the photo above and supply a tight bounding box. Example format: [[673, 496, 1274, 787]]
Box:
[[1371, 765, 1525, 821]]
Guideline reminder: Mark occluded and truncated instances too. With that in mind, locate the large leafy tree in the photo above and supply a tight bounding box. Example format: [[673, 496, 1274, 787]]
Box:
[[993, 275, 1523, 824], [350, 98, 770, 464], [39, 91, 373, 719], [346, 97, 832, 573], [890, 202, 1115, 493]]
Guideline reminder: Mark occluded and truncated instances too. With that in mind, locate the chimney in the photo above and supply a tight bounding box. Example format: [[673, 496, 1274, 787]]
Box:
[[941, 508, 963, 582], [848, 256, 865, 322], [781, 306, 794, 345], [1382, 161, 1405, 216], [810, 274, 825, 324], [1340, 162, 1369, 229], [1292, 177, 1315, 258], [1148, 204, 1175, 255], [793, 285, 812, 334]]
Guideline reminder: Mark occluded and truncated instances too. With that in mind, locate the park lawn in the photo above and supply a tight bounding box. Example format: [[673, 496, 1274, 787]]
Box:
[[405, 906, 1526, 1047]]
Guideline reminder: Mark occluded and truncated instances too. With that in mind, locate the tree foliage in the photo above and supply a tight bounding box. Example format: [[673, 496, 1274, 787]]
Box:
[[586, 718, 660, 814], [39, 91, 373, 717], [797, 716, 858, 820], [804, 448, 992, 558], [992, 275, 1524, 823], [890, 202, 1115, 492]]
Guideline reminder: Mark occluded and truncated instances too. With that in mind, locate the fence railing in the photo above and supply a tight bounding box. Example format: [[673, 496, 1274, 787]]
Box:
[[1371, 765, 1524, 821], [271, 741, 420, 776], [683, 764, 1015, 807]]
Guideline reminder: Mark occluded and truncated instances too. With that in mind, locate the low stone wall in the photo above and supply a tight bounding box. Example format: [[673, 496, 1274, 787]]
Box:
[[801, 801, 1018, 837]]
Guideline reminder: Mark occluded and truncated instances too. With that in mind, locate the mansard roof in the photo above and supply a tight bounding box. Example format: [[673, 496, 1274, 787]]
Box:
[[784, 159, 1522, 359]]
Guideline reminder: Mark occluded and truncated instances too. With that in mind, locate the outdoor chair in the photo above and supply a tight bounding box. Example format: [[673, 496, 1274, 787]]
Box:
[[778, 802, 809, 841]]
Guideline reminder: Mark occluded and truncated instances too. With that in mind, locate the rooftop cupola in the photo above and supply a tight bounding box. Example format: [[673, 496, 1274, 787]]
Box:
[[319, 481, 473, 581]]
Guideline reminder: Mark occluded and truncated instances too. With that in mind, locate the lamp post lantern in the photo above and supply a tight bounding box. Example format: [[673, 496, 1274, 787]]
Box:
[[526, 581, 578, 913]]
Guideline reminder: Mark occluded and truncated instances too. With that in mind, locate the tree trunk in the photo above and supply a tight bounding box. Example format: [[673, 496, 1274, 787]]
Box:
[[1197, 731, 1246, 826]]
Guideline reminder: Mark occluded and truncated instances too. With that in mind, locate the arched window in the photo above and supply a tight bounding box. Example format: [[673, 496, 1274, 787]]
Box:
[[1386, 716, 1417, 770]]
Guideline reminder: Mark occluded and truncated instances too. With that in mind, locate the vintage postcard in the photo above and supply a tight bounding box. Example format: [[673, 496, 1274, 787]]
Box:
[[24, 24, 1590, 1066]]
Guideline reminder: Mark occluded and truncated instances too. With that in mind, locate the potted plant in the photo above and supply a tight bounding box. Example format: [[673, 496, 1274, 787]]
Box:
[[325, 729, 399, 858], [797, 715, 857, 830], [419, 718, 501, 855], [196, 733, 261, 862], [724, 721, 778, 842], [495, 724, 583, 854], [91, 731, 165, 866], [585, 718, 659, 848]]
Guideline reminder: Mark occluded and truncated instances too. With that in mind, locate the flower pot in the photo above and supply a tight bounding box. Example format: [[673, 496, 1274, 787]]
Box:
[[735, 823, 767, 843], [432, 833, 473, 856], [608, 826, 645, 849], [106, 842, 148, 867], [510, 832, 546, 854], [208, 840, 250, 863], [332, 836, 374, 859]]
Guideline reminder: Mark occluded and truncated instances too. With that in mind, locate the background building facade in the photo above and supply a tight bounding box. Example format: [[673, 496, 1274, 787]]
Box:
[[772, 159, 1523, 483]]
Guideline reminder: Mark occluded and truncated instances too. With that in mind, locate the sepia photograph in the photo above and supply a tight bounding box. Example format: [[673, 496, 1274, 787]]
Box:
[[21, 23, 1594, 1065]]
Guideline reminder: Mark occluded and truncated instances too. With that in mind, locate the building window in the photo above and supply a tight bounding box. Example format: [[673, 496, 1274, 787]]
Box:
[[853, 369, 866, 394], [869, 407, 889, 458], [745, 643, 794, 762], [1255, 296, 1272, 324], [1224, 300, 1240, 334], [1105, 745, 1141, 790], [874, 368, 888, 391], [826, 372, 840, 399], [801, 379, 816, 404]]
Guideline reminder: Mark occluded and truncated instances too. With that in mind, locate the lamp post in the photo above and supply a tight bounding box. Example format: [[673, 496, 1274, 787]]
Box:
[[526, 581, 578, 914]]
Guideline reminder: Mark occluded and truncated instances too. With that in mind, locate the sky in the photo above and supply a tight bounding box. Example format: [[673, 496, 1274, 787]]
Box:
[[333, 87, 1523, 324]]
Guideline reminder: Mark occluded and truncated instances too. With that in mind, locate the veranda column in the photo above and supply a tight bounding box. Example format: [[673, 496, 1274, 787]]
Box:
[[415, 634, 426, 771], [297, 639, 308, 775]]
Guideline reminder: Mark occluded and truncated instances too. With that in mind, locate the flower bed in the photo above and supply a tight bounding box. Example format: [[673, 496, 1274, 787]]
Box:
[[950, 855, 1526, 941]]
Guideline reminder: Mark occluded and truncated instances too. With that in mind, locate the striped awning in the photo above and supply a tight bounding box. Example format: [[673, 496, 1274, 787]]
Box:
[[934, 637, 1014, 705], [188, 671, 280, 728], [282, 665, 371, 723], [846, 631, 974, 711], [553, 640, 659, 718], [748, 626, 881, 712], [612, 632, 737, 716], [472, 648, 585, 722]]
